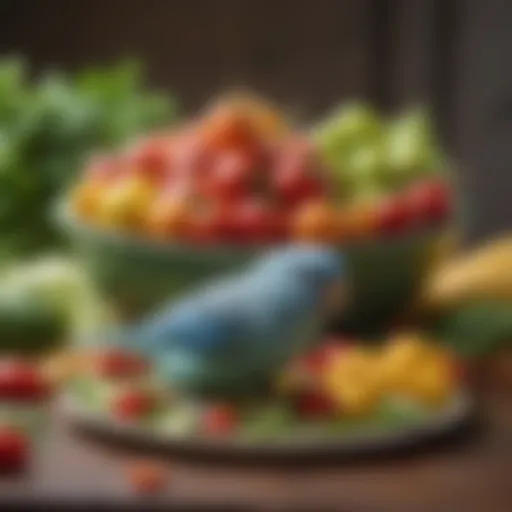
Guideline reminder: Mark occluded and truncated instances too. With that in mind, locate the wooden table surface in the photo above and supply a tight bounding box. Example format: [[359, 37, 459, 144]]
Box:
[[0, 388, 510, 512]]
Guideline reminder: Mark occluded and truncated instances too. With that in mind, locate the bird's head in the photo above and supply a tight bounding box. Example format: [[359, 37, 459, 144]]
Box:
[[253, 245, 348, 313]]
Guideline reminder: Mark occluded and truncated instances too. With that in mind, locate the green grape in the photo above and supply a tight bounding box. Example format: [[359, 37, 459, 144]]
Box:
[[345, 144, 383, 179], [315, 102, 382, 161], [385, 108, 441, 183], [349, 178, 387, 203]]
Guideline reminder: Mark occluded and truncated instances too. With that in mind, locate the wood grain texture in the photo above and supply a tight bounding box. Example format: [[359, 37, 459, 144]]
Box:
[[0, 386, 510, 510]]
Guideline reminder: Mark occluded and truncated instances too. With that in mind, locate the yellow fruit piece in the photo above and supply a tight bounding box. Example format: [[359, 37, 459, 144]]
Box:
[[380, 333, 456, 406], [379, 333, 435, 390], [72, 182, 104, 218], [323, 349, 383, 416], [146, 196, 191, 239], [421, 236, 512, 310], [395, 358, 454, 406], [97, 176, 155, 231]]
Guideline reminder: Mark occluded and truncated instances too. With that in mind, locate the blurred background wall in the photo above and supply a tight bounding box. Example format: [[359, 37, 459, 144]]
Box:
[[0, 0, 509, 240]]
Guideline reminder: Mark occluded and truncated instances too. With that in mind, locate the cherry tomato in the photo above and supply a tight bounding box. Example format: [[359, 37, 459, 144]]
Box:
[[129, 138, 174, 183], [267, 208, 290, 242], [375, 196, 414, 235], [273, 164, 324, 206], [273, 138, 325, 206], [0, 359, 51, 402], [294, 390, 336, 418], [406, 179, 451, 224], [94, 350, 148, 380], [0, 427, 29, 471], [231, 200, 276, 244], [127, 460, 168, 495], [206, 151, 253, 201], [172, 130, 213, 176], [112, 389, 156, 421], [201, 404, 238, 436]]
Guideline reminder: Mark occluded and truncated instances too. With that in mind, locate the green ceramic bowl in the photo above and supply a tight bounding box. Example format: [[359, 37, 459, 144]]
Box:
[[56, 202, 446, 333]]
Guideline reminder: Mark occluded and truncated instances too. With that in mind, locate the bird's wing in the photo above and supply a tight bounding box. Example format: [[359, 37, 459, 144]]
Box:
[[128, 279, 250, 356]]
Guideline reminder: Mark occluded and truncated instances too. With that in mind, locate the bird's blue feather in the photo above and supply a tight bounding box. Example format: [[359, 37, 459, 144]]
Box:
[[111, 246, 345, 396]]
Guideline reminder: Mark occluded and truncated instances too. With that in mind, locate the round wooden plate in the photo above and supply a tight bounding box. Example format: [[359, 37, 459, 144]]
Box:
[[61, 392, 474, 460]]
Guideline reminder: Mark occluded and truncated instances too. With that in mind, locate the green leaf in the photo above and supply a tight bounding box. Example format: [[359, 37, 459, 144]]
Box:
[[428, 301, 512, 358], [0, 57, 178, 258]]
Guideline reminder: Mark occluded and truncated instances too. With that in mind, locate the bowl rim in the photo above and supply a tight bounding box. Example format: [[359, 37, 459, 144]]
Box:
[[55, 198, 447, 259]]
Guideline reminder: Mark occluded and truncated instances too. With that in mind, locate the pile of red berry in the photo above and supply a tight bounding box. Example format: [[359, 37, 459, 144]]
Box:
[[72, 97, 453, 246]]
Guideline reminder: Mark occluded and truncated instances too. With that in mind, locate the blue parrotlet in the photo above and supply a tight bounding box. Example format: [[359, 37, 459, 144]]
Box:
[[112, 245, 345, 396]]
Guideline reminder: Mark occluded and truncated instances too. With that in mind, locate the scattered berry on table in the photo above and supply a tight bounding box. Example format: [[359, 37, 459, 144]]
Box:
[[0, 426, 30, 472], [127, 460, 168, 495]]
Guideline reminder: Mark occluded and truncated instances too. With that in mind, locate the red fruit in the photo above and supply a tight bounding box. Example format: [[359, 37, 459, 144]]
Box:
[[273, 163, 324, 206], [86, 155, 124, 183], [407, 180, 451, 224], [202, 106, 259, 152], [127, 460, 167, 495], [375, 196, 413, 235], [273, 138, 326, 206], [0, 427, 29, 471], [302, 341, 350, 376], [295, 390, 336, 418], [231, 200, 275, 244], [0, 359, 50, 402], [95, 350, 148, 380], [172, 131, 212, 176], [267, 208, 290, 241], [201, 404, 238, 436], [206, 151, 253, 201], [112, 389, 156, 421], [186, 201, 238, 244], [129, 139, 173, 183]]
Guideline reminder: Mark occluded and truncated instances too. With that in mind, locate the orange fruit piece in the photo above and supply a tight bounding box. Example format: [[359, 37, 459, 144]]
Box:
[[338, 202, 377, 241], [292, 200, 338, 243], [146, 195, 191, 240], [205, 92, 290, 142]]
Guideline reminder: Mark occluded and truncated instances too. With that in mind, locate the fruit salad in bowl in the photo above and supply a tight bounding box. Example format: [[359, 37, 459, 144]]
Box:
[[58, 95, 455, 326]]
